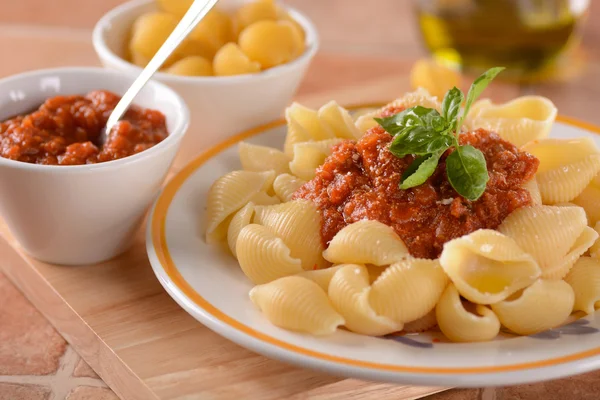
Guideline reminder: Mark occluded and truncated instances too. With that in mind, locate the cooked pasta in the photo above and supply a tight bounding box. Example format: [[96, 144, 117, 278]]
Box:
[[329, 264, 403, 335], [522, 177, 542, 205], [403, 310, 437, 333], [283, 117, 311, 158], [465, 96, 557, 147], [491, 279, 574, 335], [498, 205, 588, 279], [236, 224, 303, 284], [297, 265, 344, 292], [318, 101, 362, 140], [205, 170, 275, 243], [589, 222, 600, 260], [238, 142, 290, 175], [272, 173, 306, 202], [440, 229, 540, 304], [289, 139, 344, 180], [227, 202, 255, 257], [522, 138, 600, 204], [249, 276, 345, 335], [544, 226, 598, 280], [322, 220, 409, 266], [286, 102, 335, 141], [573, 174, 600, 226], [436, 284, 501, 342], [254, 200, 328, 270], [565, 257, 600, 314], [369, 259, 448, 324], [248, 191, 280, 206]]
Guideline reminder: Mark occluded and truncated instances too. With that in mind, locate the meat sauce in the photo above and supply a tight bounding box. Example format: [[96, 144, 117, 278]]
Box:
[[293, 107, 540, 259], [0, 90, 168, 165]]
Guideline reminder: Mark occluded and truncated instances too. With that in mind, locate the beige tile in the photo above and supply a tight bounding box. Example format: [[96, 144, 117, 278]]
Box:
[[0, 383, 51, 400], [73, 358, 100, 379], [66, 386, 120, 400], [0, 272, 67, 375]]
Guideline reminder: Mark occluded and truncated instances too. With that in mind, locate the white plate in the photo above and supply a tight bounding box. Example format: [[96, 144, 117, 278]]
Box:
[[146, 113, 600, 387]]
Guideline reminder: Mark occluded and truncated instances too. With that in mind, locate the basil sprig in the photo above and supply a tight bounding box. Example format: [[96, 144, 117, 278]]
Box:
[[374, 67, 505, 201]]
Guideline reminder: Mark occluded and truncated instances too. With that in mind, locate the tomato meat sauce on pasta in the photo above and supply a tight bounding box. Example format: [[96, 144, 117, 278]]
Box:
[[293, 107, 540, 259], [0, 90, 168, 165]]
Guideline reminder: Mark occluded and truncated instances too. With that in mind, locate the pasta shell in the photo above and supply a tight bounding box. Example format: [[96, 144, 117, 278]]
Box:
[[573, 174, 600, 226], [329, 264, 403, 336], [227, 202, 255, 257], [297, 265, 344, 292], [236, 224, 303, 284], [355, 88, 441, 132], [289, 139, 344, 180], [370, 259, 448, 323], [522, 177, 542, 206], [318, 101, 362, 140], [565, 257, 600, 314], [283, 118, 311, 158], [465, 96, 557, 147], [254, 200, 328, 270], [248, 191, 280, 206], [323, 220, 409, 266], [498, 205, 587, 271], [522, 138, 600, 204], [491, 279, 574, 335], [238, 142, 290, 175], [249, 276, 345, 335], [403, 309, 437, 333], [589, 222, 600, 260], [366, 264, 388, 284], [440, 229, 541, 304], [542, 226, 598, 279], [436, 284, 500, 342], [285, 102, 335, 141], [273, 173, 306, 202], [205, 170, 275, 242]]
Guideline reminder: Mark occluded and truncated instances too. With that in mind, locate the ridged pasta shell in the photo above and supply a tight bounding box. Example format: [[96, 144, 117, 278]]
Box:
[[403, 309, 437, 333], [283, 118, 311, 158], [238, 142, 291, 175], [491, 279, 574, 335], [289, 139, 344, 180], [205, 170, 275, 243], [436, 284, 500, 342], [297, 265, 344, 292], [522, 177, 542, 206], [273, 173, 306, 202], [498, 205, 588, 274], [440, 229, 541, 304], [370, 259, 448, 323], [249, 276, 344, 335], [236, 224, 303, 284], [329, 264, 403, 336], [366, 264, 388, 284], [254, 200, 328, 270], [248, 191, 280, 206], [323, 220, 409, 266], [589, 222, 600, 260], [465, 96, 557, 147], [286, 102, 335, 141], [522, 138, 600, 204], [227, 202, 255, 257], [542, 226, 598, 279], [355, 88, 441, 132], [565, 257, 600, 314], [574, 174, 600, 226], [318, 101, 362, 140]]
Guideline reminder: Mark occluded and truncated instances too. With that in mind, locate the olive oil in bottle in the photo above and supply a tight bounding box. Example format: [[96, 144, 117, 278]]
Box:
[[415, 0, 589, 80]]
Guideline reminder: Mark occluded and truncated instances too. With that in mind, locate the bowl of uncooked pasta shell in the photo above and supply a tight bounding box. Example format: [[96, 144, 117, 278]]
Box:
[[93, 0, 318, 160]]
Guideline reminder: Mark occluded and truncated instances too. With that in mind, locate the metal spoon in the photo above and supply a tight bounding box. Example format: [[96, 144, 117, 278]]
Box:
[[100, 0, 219, 146]]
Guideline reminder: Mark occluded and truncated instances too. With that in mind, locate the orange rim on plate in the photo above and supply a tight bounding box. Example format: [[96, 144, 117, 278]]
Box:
[[150, 107, 600, 375]]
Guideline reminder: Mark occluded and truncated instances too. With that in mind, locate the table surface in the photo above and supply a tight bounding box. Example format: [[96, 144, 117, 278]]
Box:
[[1, 1, 600, 399]]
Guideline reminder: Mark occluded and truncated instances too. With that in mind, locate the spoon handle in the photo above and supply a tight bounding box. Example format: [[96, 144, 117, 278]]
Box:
[[105, 0, 219, 133]]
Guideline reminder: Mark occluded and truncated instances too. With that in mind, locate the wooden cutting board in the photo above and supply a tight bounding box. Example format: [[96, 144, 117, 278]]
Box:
[[1, 76, 510, 400]]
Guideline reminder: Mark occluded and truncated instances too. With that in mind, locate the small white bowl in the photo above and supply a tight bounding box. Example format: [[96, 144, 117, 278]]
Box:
[[93, 0, 319, 163], [0, 67, 189, 265]]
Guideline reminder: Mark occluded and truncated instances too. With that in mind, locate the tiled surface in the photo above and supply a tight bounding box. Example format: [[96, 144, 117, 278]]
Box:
[[1, 1, 600, 400]]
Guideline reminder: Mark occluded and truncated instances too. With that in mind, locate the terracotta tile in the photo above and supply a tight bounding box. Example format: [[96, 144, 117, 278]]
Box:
[[425, 389, 482, 400], [497, 371, 600, 400], [73, 358, 100, 379], [0, 272, 67, 375], [66, 386, 120, 400], [0, 383, 51, 400]]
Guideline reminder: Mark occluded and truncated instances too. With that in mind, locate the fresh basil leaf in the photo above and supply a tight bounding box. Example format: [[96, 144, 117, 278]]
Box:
[[375, 106, 443, 136], [460, 67, 505, 127], [441, 86, 464, 125], [431, 116, 447, 132], [400, 151, 444, 189], [389, 126, 453, 158], [446, 145, 489, 201]]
